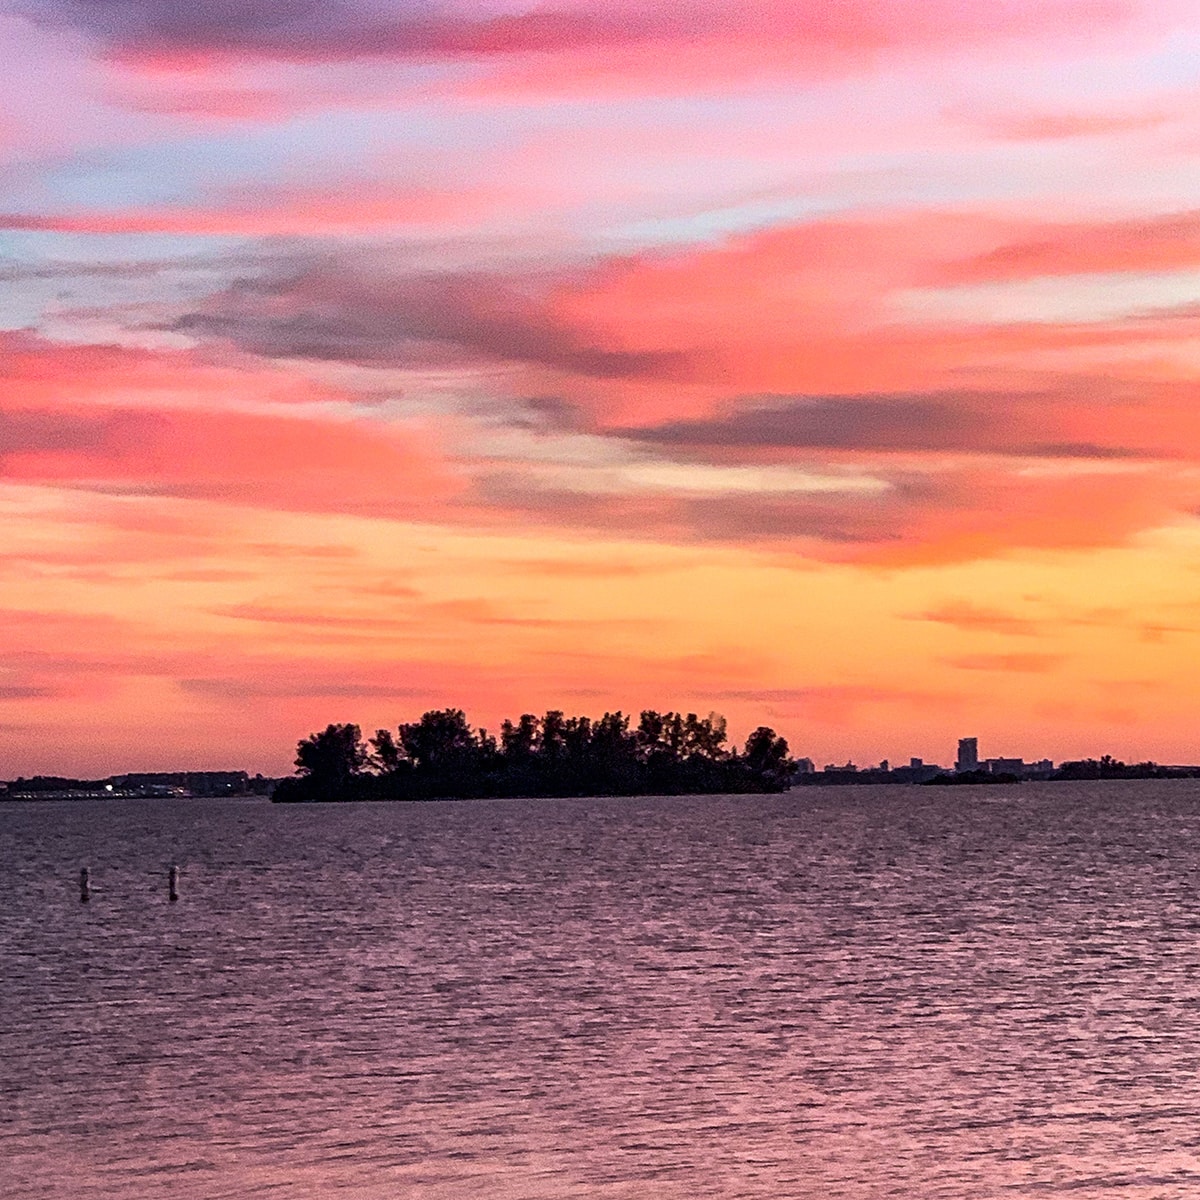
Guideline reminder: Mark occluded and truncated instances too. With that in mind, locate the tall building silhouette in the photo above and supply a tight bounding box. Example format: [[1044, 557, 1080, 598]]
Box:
[[956, 737, 979, 773]]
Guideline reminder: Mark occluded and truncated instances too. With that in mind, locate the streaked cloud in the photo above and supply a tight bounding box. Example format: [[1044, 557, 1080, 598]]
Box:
[[23, 0, 1135, 70]]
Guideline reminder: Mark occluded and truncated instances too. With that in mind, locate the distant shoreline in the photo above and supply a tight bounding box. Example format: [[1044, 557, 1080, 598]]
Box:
[[0, 771, 277, 803], [2, 768, 1200, 806], [794, 761, 1200, 787], [5, 743, 1198, 804]]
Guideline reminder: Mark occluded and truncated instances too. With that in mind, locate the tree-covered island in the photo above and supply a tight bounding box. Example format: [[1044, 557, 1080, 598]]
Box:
[[273, 709, 793, 802]]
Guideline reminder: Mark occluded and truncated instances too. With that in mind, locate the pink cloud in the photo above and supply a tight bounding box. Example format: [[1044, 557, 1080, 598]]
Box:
[[461, 1, 1144, 101], [9, 206, 1200, 568], [531, 211, 1200, 424], [0, 336, 458, 518], [0, 331, 351, 409], [934, 209, 1200, 284], [2, 403, 457, 517], [982, 109, 1169, 141], [0, 180, 529, 237], [43, 0, 1134, 69], [113, 208, 1200, 562]]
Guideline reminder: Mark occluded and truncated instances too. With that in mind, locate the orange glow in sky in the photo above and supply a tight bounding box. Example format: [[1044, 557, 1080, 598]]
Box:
[[4, 0, 1200, 773]]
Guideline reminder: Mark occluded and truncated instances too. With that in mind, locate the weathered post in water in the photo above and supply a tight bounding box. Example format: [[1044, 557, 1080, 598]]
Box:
[[168, 864, 179, 902], [79, 867, 90, 903]]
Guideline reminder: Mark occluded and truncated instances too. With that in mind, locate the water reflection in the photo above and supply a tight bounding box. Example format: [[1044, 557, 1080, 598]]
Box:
[[2, 783, 1200, 1197]]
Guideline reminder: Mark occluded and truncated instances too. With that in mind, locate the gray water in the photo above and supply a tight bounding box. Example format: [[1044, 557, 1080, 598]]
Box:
[[3, 782, 1200, 1199]]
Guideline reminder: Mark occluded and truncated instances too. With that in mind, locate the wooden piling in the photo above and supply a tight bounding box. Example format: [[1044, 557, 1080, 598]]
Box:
[[79, 866, 90, 903], [168, 864, 179, 902]]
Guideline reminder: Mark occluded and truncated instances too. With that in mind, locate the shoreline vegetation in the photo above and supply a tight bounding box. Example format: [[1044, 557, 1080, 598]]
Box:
[[273, 710, 794, 802], [798, 758, 1200, 787], [4, 747, 1197, 804]]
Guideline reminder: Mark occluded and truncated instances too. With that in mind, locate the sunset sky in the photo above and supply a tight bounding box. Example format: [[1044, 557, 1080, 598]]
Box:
[[4, 0, 1200, 775]]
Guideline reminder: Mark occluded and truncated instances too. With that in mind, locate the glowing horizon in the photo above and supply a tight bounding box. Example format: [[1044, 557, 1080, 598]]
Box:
[[4, 0, 1200, 776]]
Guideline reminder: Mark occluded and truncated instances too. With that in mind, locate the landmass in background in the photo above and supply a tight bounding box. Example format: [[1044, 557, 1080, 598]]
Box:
[[4, 714, 1196, 802]]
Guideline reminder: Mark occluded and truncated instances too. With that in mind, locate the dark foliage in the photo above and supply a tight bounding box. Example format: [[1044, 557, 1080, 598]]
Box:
[[1053, 756, 1200, 781], [923, 769, 1021, 786], [274, 709, 794, 801], [273, 722, 368, 802], [6, 776, 109, 792]]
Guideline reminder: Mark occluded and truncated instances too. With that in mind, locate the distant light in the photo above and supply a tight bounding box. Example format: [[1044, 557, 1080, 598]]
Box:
[[105, 784, 114, 792]]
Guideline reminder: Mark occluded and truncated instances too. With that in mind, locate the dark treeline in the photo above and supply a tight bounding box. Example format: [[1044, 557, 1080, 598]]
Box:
[[1054, 756, 1200, 781], [6, 776, 111, 792], [923, 769, 1022, 786], [273, 709, 793, 802], [922, 756, 1200, 786]]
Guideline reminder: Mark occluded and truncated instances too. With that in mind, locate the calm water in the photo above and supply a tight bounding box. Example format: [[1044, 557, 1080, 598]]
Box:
[[3, 782, 1200, 1198]]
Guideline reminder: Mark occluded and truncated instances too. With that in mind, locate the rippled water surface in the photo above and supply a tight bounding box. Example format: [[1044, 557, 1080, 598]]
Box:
[[4, 782, 1200, 1198]]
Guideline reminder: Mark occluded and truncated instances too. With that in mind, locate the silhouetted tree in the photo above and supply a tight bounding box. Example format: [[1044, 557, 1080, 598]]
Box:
[[563, 715, 592, 760], [398, 709, 476, 772], [369, 728, 402, 773], [540, 710, 567, 762], [684, 712, 728, 761], [276, 723, 366, 800], [501, 713, 539, 760], [742, 726, 792, 790], [477, 726, 499, 762], [636, 710, 666, 761]]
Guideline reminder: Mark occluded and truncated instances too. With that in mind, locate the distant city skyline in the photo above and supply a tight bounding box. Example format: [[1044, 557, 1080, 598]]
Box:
[[797, 734, 1058, 781]]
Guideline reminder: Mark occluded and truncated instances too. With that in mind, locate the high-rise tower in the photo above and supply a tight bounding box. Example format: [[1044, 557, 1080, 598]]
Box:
[[956, 737, 979, 773]]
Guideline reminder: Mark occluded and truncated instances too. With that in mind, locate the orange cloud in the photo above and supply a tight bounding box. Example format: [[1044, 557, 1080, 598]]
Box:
[[943, 652, 1067, 672], [866, 463, 1195, 566], [913, 600, 1044, 636], [711, 684, 964, 726]]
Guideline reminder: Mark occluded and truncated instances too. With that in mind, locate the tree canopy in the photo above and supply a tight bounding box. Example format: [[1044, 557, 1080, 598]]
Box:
[[274, 708, 793, 802]]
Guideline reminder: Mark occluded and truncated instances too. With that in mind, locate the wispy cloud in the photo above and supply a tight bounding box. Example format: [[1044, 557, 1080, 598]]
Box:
[[913, 601, 1046, 637], [942, 652, 1067, 673], [172, 257, 685, 379], [25, 0, 1134, 70]]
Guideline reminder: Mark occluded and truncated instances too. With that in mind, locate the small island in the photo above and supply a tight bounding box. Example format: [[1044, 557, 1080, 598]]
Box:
[[273, 709, 794, 802]]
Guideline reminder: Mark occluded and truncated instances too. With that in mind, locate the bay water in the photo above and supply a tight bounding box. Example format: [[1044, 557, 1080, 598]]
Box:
[[3, 781, 1200, 1198]]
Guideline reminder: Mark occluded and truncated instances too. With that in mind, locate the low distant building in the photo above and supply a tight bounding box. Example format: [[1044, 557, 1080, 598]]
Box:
[[890, 760, 944, 784], [813, 761, 861, 785], [113, 771, 250, 797], [985, 757, 1025, 776]]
